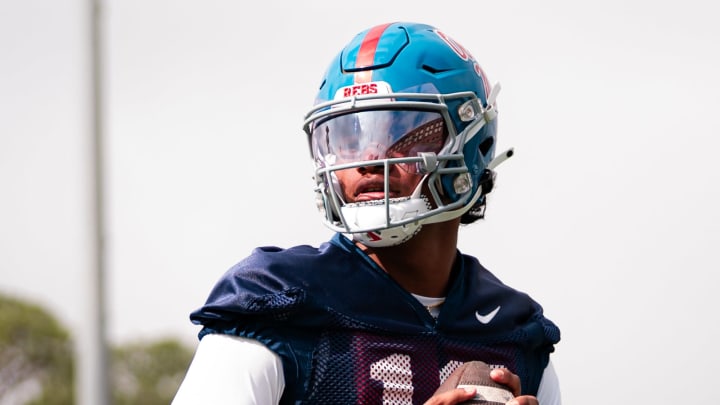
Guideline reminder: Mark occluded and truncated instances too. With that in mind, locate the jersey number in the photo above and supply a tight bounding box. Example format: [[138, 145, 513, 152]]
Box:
[[369, 354, 463, 404]]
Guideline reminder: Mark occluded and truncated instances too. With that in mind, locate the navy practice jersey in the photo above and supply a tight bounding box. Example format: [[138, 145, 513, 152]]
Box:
[[190, 233, 560, 404]]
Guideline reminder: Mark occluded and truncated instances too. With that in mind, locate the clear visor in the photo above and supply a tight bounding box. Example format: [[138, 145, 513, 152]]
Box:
[[311, 110, 447, 173]]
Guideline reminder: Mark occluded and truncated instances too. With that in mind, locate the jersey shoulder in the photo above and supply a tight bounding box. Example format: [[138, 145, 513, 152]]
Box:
[[444, 253, 560, 343]]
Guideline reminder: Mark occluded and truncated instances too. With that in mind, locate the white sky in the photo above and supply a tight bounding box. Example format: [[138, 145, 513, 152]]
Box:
[[2, 1, 719, 403]]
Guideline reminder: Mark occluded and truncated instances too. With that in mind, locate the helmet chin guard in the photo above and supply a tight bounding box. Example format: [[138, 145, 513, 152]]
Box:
[[341, 196, 431, 247]]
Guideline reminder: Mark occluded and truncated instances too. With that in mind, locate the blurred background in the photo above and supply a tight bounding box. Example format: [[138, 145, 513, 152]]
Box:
[[2, 0, 719, 404]]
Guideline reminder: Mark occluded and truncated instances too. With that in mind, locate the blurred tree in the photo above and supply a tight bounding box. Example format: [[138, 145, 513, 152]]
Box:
[[0, 292, 194, 405], [0, 293, 74, 405], [111, 338, 194, 405]]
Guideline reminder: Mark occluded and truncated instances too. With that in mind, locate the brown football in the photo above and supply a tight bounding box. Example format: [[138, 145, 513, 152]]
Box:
[[433, 361, 514, 404]]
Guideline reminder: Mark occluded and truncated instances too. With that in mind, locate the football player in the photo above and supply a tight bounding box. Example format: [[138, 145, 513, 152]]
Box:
[[173, 22, 561, 405]]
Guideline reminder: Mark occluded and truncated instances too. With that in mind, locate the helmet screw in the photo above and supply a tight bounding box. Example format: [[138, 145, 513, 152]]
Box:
[[458, 100, 477, 122], [453, 173, 472, 194]]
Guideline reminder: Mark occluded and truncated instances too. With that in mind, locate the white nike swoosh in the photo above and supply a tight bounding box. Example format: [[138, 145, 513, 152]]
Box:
[[475, 305, 501, 324]]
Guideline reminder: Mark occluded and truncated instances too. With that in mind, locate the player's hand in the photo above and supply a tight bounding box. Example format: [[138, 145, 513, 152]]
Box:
[[489, 368, 538, 405], [423, 386, 477, 405]]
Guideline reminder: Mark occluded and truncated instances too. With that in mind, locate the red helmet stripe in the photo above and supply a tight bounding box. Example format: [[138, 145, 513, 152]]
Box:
[[365, 231, 382, 241], [354, 23, 392, 84]]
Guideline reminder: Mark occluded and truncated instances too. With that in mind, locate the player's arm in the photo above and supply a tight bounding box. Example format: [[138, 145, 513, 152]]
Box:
[[172, 333, 285, 405], [535, 360, 561, 405]]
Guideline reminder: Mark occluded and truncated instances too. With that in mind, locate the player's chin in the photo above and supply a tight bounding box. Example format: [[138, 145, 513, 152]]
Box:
[[353, 192, 403, 202], [354, 193, 386, 202]]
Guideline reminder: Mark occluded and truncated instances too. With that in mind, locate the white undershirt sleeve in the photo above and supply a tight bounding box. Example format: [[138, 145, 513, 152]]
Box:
[[172, 334, 285, 405], [536, 359, 561, 405]]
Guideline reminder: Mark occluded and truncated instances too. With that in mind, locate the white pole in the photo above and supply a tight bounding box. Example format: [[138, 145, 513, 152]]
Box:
[[78, 0, 111, 404]]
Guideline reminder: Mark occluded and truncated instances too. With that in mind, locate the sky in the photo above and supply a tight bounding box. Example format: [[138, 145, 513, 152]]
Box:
[[2, 0, 719, 404]]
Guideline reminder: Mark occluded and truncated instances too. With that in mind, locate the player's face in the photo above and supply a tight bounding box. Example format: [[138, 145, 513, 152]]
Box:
[[310, 110, 447, 203], [334, 160, 424, 203]]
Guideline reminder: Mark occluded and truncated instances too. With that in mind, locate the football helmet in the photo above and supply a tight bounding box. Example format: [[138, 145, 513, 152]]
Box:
[[303, 22, 510, 247]]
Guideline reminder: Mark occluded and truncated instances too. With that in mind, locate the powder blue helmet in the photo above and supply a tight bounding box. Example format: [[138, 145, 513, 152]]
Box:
[[303, 22, 510, 247]]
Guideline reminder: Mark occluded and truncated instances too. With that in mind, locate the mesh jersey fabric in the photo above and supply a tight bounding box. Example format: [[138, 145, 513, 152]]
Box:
[[190, 233, 560, 404]]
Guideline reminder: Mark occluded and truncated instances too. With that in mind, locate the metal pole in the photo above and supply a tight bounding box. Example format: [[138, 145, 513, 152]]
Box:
[[79, 0, 111, 403]]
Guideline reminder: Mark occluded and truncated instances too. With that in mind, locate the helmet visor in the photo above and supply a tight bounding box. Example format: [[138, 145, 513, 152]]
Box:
[[311, 110, 447, 173]]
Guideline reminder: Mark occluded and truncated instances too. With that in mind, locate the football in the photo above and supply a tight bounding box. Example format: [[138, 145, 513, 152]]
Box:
[[433, 361, 514, 404]]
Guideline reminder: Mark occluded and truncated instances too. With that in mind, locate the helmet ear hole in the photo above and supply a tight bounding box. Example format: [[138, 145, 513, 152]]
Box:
[[479, 137, 494, 156]]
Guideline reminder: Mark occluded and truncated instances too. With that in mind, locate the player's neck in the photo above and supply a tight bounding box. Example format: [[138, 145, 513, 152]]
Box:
[[358, 219, 460, 297]]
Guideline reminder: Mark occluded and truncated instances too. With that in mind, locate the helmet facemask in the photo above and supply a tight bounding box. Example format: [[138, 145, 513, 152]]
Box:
[[305, 91, 494, 247]]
